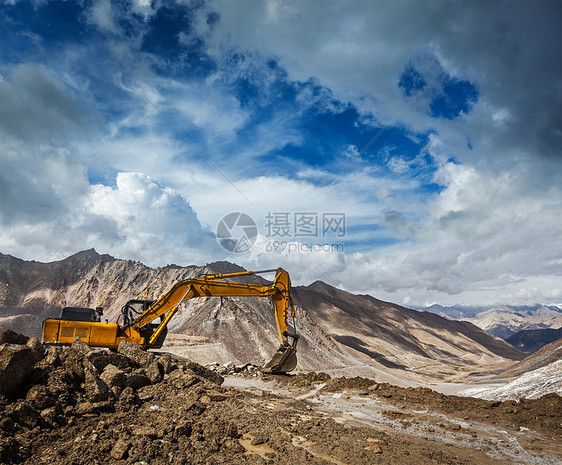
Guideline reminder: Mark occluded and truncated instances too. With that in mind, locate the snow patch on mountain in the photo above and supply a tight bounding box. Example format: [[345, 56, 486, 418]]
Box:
[[462, 360, 562, 400]]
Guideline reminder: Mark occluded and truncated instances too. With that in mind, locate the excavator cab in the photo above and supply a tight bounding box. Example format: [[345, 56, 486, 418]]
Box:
[[119, 299, 167, 348], [119, 299, 156, 326], [60, 306, 103, 323]]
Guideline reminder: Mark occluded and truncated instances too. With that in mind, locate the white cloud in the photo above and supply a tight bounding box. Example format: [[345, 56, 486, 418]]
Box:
[[342, 144, 359, 159], [386, 156, 410, 174], [87, 0, 121, 35], [130, 0, 156, 19], [207, 0, 561, 163], [0, 64, 218, 265], [86, 172, 218, 265]]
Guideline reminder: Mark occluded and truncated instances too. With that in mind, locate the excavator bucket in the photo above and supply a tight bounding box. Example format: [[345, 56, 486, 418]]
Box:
[[262, 334, 299, 373]]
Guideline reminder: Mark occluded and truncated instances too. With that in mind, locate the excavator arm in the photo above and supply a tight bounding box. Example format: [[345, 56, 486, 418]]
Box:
[[41, 268, 299, 373]]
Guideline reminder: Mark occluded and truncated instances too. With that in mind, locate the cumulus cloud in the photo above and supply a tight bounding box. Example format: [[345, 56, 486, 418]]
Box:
[[0, 165, 218, 266], [1, 1, 560, 306], [0, 64, 217, 264], [87, 172, 218, 265]]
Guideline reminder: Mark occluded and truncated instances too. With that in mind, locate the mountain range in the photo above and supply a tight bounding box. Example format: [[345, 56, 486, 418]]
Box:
[[0, 249, 526, 384], [420, 303, 562, 339]]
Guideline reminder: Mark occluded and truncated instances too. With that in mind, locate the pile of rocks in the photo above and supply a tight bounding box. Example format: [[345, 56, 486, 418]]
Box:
[[0, 330, 44, 397], [0, 329, 226, 463], [204, 361, 260, 376]]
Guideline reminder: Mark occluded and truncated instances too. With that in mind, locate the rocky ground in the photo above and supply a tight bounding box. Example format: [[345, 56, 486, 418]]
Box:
[[0, 330, 560, 465]]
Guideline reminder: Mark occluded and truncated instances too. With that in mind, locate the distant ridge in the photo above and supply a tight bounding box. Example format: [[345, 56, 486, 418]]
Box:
[[506, 328, 562, 353], [419, 303, 562, 339]]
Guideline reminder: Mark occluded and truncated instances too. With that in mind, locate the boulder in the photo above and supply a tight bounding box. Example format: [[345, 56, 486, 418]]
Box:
[[26, 337, 42, 351], [25, 385, 55, 410], [60, 338, 91, 379], [9, 402, 43, 429], [31, 346, 62, 385], [0, 330, 29, 345], [40, 405, 62, 425], [34, 346, 61, 369], [125, 369, 151, 390], [84, 362, 109, 402], [168, 370, 200, 390], [186, 361, 224, 385], [75, 401, 96, 415], [156, 353, 173, 374], [0, 342, 44, 396], [84, 350, 131, 372], [117, 340, 155, 367], [100, 364, 127, 389], [46, 367, 77, 397], [118, 387, 139, 407], [145, 361, 163, 384], [60, 337, 91, 359]]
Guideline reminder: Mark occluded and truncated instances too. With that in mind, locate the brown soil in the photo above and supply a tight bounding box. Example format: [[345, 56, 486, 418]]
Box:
[[364, 382, 562, 439], [1, 331, 560, 464]]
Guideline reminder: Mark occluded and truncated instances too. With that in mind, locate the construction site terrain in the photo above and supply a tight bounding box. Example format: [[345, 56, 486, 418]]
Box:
[[0, 332, 560, 465]]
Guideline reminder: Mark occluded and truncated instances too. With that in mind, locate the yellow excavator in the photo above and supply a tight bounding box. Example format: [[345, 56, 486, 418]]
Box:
[[41, 268, 299, 373]]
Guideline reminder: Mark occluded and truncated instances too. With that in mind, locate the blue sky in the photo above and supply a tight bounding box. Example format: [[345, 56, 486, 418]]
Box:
[[1, 0, 561, 306]]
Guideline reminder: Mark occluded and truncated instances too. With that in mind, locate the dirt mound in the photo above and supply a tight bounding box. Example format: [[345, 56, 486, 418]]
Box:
[[366, 383, 562, 438], [0, 332, 231, 463], [0, 329, 29, 346], [0, 333, 394, 465], [288, 371, 331, 388], [311, 373, 561, 439], [322, 376, 377, 392]]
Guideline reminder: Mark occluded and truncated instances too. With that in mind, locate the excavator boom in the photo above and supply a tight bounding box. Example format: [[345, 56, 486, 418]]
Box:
[[41, 268, 299, 373]]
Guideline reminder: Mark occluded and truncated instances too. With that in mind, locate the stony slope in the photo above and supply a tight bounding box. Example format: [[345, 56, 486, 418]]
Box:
[[0, 250, 525, 383], [500, 338, 562, 378], [470, 360, 562, 401]]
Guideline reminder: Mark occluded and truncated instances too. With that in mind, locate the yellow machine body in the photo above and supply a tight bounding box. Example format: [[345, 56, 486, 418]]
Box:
[[41, 320, 145, 349]]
